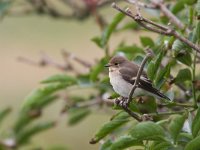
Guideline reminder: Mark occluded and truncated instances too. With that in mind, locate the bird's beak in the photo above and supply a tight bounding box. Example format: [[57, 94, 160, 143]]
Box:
[[104, 63, 111, 67]]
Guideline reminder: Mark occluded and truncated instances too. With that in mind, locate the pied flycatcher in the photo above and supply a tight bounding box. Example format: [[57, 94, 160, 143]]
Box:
[[105, 55, 171, 101]]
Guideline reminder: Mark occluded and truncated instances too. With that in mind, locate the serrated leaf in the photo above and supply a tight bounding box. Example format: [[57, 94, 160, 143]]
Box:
[[68, 108, 90, 126], [174, 68, 192, 83], [0, 107, 11, 125], [192, 107, 200, 137], [90, 111, 130, 144], [130, 121, 165, 141], [185, 135, 200, 150], [140, 36, 155, 47], [101, 13, 125, 48], [169, 114, 187, 143], [16, 121, 55, 145], [41, 74, 77, 85], [150, 141, 173, 150], [21, 83, 67, 112], [110, 135, 142, 150]]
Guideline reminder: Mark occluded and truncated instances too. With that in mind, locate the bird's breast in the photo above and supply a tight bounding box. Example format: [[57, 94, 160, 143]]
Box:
[[109, 71, 133, 97]]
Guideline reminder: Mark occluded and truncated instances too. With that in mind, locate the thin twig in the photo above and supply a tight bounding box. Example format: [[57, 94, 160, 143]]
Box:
[[112, 3, 200, 53], [150, 0, 190, 34], [115, 99, 142, 121], [17, 52, 80, 74], [61, 49, 92, 68], [128, 53, 152, 104]]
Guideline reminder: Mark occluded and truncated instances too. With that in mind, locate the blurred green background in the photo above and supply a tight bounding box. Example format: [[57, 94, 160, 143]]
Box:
[[0, 14, 110, 149]]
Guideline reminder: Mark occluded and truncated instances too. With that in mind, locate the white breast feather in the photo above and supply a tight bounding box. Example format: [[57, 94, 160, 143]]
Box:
[[109, 70, 143, 98]]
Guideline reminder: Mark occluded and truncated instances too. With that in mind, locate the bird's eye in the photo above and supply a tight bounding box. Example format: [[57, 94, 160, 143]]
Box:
[[114, 63, 118, 65]]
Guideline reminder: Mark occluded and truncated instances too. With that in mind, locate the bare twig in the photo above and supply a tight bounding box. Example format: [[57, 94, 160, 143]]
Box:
[[112, 3, 200, 53], [115, 98, 142, 121], [128, 53, 152, 104], [17, 52, 79, 74], [150, 0, 190, 34], [61, 49, 92, 68]]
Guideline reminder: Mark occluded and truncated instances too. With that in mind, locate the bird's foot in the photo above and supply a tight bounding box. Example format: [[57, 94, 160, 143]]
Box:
[[115, 97, 129, 108]]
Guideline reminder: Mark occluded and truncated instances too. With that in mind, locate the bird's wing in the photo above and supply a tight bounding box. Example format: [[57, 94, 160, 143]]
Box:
[[119, 68, 171, 101]]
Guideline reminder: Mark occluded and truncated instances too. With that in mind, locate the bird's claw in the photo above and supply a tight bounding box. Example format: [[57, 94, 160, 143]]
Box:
[[115, 97, 129, 108]]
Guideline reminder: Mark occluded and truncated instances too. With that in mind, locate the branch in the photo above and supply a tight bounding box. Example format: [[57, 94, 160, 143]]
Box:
[[150, 0, 190, 34], [17, 52, 80, 74], [112, 3, 200, 53], [128, 53, 152, 104]]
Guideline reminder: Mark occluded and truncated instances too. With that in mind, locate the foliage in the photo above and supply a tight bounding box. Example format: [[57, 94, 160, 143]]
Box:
[[0, 0, 200, 150]]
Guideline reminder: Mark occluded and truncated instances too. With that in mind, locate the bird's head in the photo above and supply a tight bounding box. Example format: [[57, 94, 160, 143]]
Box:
[[105, 56, 128, 69]]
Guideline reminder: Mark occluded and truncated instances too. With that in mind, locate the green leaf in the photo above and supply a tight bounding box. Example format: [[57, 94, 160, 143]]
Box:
[[192, 107, 200, 137], [171, 0, 185, 14], [176, 51, 192, 66], [91, 36, 101, 48], [68, 108, 91, 126], [115, 45, 144, 54], [171, 0, 197, 14], [147, 61, 156, 81], [172, 40, 190, 53], [110, 135, 142, 150], [90, 111, 130, 144], [150, 141, 173, 150], [130, 121, 166, 141], [196, 0, 200, 18], [137, 97, 157, 113], [120, 22, 139, 30], [147, 51, 164, 81], [192, 21, 200, 43], [14, 114, 36, 133], [101, 13, 125, 48], [155, 63, 171, 88], [140, 36, 155, 47], [0, 107, 11, 125], [16, 121, 55, 145], [185, 135, 200, 150], [100, 139, 112, 150], [174, 68, 192, 83], [21, 83, 67, 112], [169, 114, 187, 143], [178, 133, 193, 146], [41, 74, 77, 85], [14, 95, 57, 133]]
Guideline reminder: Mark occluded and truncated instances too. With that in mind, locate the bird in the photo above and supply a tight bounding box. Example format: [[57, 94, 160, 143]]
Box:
[[105, 55, 171, 101]]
